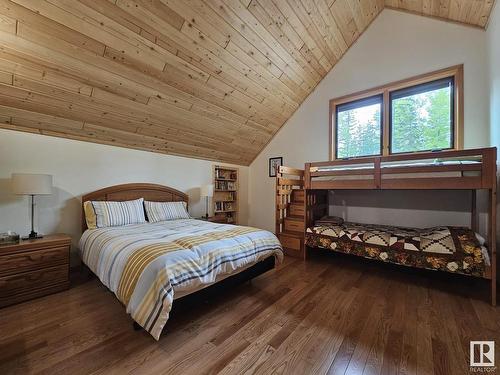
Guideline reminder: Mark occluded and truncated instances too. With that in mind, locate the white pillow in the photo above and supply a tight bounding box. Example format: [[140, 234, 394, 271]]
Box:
[[144, 201, 190, 223], [84, 198, 146, 228]]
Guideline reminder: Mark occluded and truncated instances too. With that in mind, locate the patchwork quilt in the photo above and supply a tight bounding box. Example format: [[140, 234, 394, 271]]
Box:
[[80, 219, 283, 340], [305, 222, 488, 277]]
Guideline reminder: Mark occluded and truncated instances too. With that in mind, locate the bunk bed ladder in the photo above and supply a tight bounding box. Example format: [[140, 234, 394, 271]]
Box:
[[275, 166, 306, 259]]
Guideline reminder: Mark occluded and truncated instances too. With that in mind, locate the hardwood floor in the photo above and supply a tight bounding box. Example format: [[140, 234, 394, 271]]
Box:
[[0, 251, 499, 375]]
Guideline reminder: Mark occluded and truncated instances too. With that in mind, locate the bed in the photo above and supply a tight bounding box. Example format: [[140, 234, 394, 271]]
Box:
[[305, 222, 490, 277], [79, 183, 283, 340], [276, 147, 497, 305]]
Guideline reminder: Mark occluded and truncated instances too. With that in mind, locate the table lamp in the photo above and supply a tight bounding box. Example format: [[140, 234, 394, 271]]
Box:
[[200, 184, 214, 219], [11, 173, 53, 239]]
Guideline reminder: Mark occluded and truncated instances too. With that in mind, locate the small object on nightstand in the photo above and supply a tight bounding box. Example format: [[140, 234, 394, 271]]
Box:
[[0, 234, 71, 308], [0, 231, 20, 246]]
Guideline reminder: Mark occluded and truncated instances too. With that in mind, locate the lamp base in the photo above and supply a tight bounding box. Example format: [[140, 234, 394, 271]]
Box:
[[22, 231, 43, 240]]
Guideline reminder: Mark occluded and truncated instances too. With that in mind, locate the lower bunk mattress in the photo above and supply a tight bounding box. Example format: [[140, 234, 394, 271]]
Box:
[[305, 222, 490, 277]]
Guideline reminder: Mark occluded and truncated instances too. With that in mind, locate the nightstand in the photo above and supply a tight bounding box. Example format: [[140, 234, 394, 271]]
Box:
[[0, 234, 71, 308], [198, 216, 229, 224]]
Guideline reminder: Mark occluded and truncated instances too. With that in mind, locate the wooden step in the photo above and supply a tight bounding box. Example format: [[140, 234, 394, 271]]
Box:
[[291, 189, 304, 203], [289, 203, 304, 216], [278, 233, 301, 251], [278, 231, 304, 259], [279, 230, 304, 239], [284, 216, 304, 232]]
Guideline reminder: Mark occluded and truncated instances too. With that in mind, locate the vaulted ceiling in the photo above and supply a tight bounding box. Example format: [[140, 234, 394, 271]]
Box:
[[0, 0, 495, 165], [386, 0, 495, 28]]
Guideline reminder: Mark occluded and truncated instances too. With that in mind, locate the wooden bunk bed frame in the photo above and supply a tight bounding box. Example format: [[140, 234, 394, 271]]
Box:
[[292, 147, 496, 305]]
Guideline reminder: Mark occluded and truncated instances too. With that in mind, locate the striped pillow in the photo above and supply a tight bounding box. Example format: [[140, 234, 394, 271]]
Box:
[[84, 198, 146, 229], [144, 201, 190, 223]]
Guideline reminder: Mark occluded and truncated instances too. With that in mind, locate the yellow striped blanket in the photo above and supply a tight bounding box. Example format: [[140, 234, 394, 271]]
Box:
[[79, 219, 283, 340]]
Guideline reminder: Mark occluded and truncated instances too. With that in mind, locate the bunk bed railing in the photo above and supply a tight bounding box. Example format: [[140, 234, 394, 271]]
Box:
[[304, 147, 497, 190]]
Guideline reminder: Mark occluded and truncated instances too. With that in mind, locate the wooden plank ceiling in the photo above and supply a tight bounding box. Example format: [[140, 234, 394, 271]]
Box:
[[0, 0, 495, 165], [386, 0, 496, 28]]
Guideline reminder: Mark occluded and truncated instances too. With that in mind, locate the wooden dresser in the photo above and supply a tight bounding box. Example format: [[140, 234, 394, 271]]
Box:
[[0, 234, 71, 308]]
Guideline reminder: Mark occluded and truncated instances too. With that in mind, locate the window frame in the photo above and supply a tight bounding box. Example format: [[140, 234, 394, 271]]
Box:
[[329, 65, 464, 160]]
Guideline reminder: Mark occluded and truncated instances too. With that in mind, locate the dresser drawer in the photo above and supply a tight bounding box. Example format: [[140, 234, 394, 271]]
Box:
[[0, 246, 69, 277], [279, 235, 301, 251], [292, 190, 304, 202], [0, 234, 71, 307], [284, 219, 305, 232], [0, 265, 68, 299], [289, 204, 304, 216]]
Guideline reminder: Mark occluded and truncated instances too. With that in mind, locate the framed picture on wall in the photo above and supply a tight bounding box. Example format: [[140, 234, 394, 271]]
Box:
[[269, 157, 283, 177]]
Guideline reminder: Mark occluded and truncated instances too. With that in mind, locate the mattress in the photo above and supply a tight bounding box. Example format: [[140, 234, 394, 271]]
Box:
[[79, 219, 283, 340], [310, 156, 482, 173], [312, 171, 480, 181], [305, 222, 489, 277], [310, 157, 482, 180]]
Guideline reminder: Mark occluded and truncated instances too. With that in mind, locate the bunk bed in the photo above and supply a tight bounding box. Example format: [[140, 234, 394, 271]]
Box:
[[297, 147, 496, 305]]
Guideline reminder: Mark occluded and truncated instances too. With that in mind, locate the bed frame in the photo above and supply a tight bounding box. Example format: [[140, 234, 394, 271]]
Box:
[[81, 183, 277, 330], [281, 148, 497, 305]]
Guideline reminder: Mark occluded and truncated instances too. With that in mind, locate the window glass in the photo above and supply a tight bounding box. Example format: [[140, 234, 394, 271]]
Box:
[[390, 78, 453, 154], [336, 95, 382, 159]]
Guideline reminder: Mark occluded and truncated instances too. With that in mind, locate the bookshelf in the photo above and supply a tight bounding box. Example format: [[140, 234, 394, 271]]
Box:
[[213, 165, 238, 224]]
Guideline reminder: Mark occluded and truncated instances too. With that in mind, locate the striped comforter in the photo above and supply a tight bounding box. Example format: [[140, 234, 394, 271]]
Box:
[[79, 219, 283, 340]]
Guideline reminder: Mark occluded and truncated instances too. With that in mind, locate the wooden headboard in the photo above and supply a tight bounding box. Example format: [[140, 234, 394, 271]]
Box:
[[81, 183, 189, 232]]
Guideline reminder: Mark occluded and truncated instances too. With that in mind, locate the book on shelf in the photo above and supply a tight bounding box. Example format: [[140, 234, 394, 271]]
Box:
[[215, 168, 237, 180], [215, 201, 234, 212], [215, 180, 236, 190], [215, 201, 223, 212], [223, 192, 235, 201]]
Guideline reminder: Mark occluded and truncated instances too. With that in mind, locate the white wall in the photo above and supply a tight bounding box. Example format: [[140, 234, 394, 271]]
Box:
[[0, 130, 248, 263], [249, 9, 490, 234], [488, 2, 500, 153], [487, 2, 500, 242]]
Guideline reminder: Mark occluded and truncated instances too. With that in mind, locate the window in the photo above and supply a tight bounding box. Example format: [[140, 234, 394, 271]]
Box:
[[336, 95, 382, 159], [330, 65, 463, 160], [390, 77, 454, 154]]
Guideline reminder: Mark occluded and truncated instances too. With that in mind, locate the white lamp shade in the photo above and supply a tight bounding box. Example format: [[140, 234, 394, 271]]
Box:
[[11, 174, 53, 195], [200, 184, 214, 197]]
